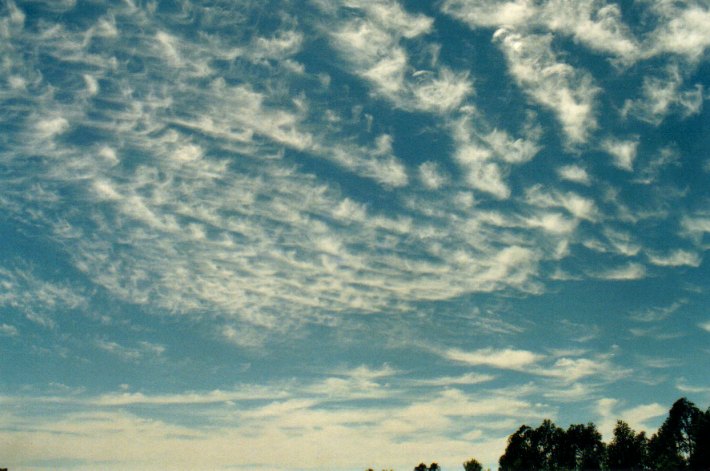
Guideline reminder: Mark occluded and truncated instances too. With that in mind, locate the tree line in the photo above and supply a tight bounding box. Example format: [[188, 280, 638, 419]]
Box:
[[365, 397, 710, 470]]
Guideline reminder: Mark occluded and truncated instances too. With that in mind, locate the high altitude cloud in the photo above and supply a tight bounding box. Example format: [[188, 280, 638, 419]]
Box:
[[647, 1, 710, 61], [493, 29, 599, 144], [622, 65, 704, 125], [443, 0, 639, 61], [443, 347, 544, 370], [325, 0, 473, 113]]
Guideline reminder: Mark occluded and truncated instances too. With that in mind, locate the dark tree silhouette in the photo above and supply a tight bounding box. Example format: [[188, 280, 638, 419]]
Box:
[[500, 420, 605, 470], [499, 420, 567, 470], [607, 420, 649, 470], [463, 457, 483, 471], [649, 397, 701, 470], [414, 463, 440, 471], [499, 424, 540, 471], [689, 407, 710, 470], [364, 397, 710, 471], [561, 422, 605, 470], [535, 419, 567, 470]]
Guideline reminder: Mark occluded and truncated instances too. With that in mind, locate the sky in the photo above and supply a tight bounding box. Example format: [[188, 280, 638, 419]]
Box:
[[1, 0, 710, 469]]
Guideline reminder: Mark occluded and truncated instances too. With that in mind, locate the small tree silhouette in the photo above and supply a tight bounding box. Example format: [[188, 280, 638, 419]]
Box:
[[414, 463, 440, 471], [463, 457, 483, 471]]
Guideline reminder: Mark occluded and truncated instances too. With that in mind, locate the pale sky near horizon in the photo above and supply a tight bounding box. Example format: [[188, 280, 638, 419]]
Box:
[[1, 0, 710, 470]]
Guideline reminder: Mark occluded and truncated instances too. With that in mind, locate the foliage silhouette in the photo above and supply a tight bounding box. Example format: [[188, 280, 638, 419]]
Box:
[[648, 397, 701, 469], [498, 398, 709, 471], [560, 423, 605, 470], [498, 420, 603, 470], [463, 457, 483, 471], [364, 398, 709, 471], [606, 420, 648, 470], [689, 407, 710, 469]]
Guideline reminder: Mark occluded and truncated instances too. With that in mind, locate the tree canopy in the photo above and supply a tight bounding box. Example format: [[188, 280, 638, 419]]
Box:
[[463, 458, 483, 471], [365, 397, 710, 471], [499, 420, 604, 471], [414, 463, 440, 471], [606, 420, 648, 470], [499, 397, 710, 471]]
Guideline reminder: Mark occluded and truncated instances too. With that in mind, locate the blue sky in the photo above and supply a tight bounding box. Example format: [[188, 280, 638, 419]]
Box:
[[1, 0, 710, 469]]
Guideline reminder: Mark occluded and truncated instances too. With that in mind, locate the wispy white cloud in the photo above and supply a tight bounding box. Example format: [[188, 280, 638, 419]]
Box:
[[332, 20, 408, 93], [0, 0, 632, 342], [483, 127, 541, 164], [493, 29, 599, 144], [629, 325, 684, 340], [170, 82, 314, 151], [622, 65, 704, 125], [442, 347, 544, 370], [91, 387, 287, 407], [410, 68, 474, 113], [677, 381, 710, 395], [3, 0, 26, 25], [324, 0, 473, 113], [0, 323, 19, 337], [95, 339, 166, 363], [634, 146, 681, 185], [542, 382, 600, 402], [0, 376, 552, 470], [35, 116, 70, 140], [442, 0, 710, 66], [453, 142, 511, 199], [600, 227, 642, 257], [596, 398, 667, 440], [557, 164, 591, 185], [418, 161, 449, 190], [441, 0, 708, 156], [602, 137, 639, 171], [630, 300, 686, 323], [525, 185, 599, 222], [449, 114, 540, 198], [410, 372, 496, 387], [440, 0, 537, 30], [442, 0, 640, 61], [681, 212, 710, 246], [304, 365, 398, 400], [438, 307, 527, 336], [646, 2, 710, 62], [556, 319, 601, 343], [621, 402, 667, 432], [4, 106, 547, 338], [323, 133, 409, 187], [524, 212, 578, 236], [647, 249, 701, 267], [594, 262, 647, 281], [251, 30, 304, 62], [637, 356, 681, 370], [0, 267, 87, 328], [535, 354, 628, 384], [348, 0, 435, 38]]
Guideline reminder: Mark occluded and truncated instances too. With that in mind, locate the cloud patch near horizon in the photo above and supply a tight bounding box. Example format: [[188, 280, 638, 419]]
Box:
[[0, 370, 554, 470]]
